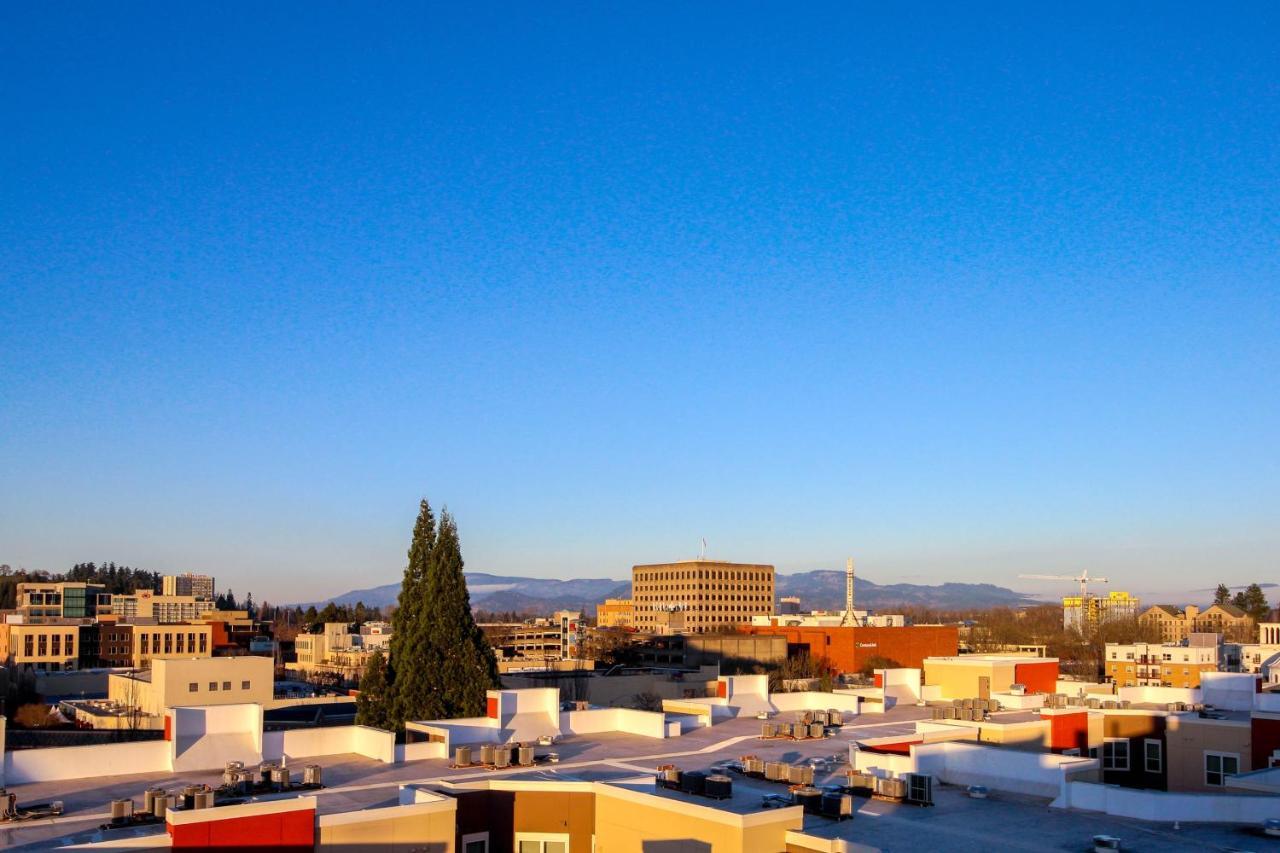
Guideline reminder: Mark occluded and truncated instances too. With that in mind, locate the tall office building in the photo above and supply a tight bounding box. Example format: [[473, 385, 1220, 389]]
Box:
[[162, 572, 216, 600], [631, 560, 774, 634]]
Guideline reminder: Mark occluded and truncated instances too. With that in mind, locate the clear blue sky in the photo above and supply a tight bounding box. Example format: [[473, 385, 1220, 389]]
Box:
[[2, 4, 1277, 604]]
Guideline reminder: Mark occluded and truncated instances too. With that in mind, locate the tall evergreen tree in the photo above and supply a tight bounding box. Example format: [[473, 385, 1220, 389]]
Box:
[[1214, 584, 1231, 605], [355, 648, 392, 730], [425, 509, 499, 718], [387, 499, 443, 726]]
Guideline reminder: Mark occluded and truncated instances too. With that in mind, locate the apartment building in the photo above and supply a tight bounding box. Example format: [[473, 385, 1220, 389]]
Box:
[[0, 621, 93, 671], [1239, 622, 1280, 683], [596, 598, 634, 629], [631, 559, 774, 634], [1105, 641, 1220, 689], [162, 572, 215, 600], [1140, 603, 1254, 643], [13, 582, 107, 622], [1063, 590, 1140, 632], [97, 622, 214, 668]]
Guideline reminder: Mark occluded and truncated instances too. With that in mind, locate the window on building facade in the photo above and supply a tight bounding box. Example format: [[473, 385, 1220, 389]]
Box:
[[209, 682, 218, 691], [189, 682, 198, 692], [1205, 752, 1238, 786], [1144, 739, 1162, 773], [242, 681, 251, 690], [1102, 738, 1129, 771]]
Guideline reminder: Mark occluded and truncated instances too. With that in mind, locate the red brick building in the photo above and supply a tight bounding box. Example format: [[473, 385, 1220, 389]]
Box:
[[740, 624, 959, 673]]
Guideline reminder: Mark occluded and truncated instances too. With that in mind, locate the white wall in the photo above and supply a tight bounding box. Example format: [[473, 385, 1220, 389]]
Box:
[[1117, 685, 1200, 706], [1201, 673, 1257, 711], [853, 741, 1097, 799], [171, 703, 263, 771], [771, 692, 860, 716], [264, 725, 397, 764], [1057, 780, 1280, 823], [4, 740, 171, 784], [396, 741, 447, 763], [559, 708, 668, 739], [880, 669, 922, 705]]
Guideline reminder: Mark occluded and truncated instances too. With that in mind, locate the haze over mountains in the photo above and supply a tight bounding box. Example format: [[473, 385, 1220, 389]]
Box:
[[300, 570, 1036, 615]]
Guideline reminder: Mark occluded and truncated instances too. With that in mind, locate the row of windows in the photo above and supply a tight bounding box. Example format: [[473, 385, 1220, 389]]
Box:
[[1101, 738, 1161, 773], [188, 680, 253, 693], [635, 568, 772, 582], [22, 633, 76, 658]]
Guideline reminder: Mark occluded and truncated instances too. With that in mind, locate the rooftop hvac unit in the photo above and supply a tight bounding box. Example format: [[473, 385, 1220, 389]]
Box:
[[1087, 698, 1101, 709], [906, 773, 934, 806], [143, 788, 165, 816], [1009, 684, 1027, 696], [454, 746, 473, 767], [874, 776, 907, 800], [846, 771, 874, 793], [821, 791, 854, 819], [704, 774, 732, 800], [761, 722, 777, 738], [828, 709, 844, 726], [658, 764, 680, 787], [110, 799, 133, 825], [812, 710, 830, 726], [152, 795, 175, 820], [194, 790, 214, 810], [962, 698, 974, 710], [303, 764, 323, 787], [181, 786, 202, 810], [1092, 835, 1121, 852], [494, 748, 511, 769], [480, 744, 496, 766], [788, 764, 815, 785], [809, 723, 825, 739], [680, 771, 707, 795], [764, 762, 785, 781], [793, 786, 823, 814], [518, 746, 535, 766], [931, 708, 943, 720], [967, 785, 989, 799]]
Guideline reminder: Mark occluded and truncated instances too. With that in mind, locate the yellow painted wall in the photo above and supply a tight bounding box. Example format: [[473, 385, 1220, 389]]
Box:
[[594, 789, 800, 853], [319, 809, 455, 852]]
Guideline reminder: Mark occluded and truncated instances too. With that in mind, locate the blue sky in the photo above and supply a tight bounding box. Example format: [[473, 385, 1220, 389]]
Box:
[[2, 4, 1277, 604]]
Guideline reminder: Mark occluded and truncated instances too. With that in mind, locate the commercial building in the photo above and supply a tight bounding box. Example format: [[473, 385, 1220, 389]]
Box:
[[1104, 640, 1222, 689], [922, 654, 1060, 699], [104, 590, 210, 623], [162, 572, 216, 600], [13, 581, 107, 622], [1140, 603, 1253, 643], [742, 623, 959, 673], [107, 656, 274, 716], [1063, 590, 1140, 632], [752, 609, 906, 628], [631, 559, 774, 634], [595, 598, 634, 629], [98, 622, 214, 668], [629, 632, 788, 671]]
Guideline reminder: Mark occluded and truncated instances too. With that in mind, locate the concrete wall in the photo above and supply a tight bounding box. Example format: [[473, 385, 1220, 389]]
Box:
[[1117, 685, 1199, 706], [1057, 780, 1280, 823], [770, 692, 859, 716], [4, 738, 171, 784], [171, 703, 263, 772], [1201, 672, 1257, 711], [1165, 715, 1252, 792]]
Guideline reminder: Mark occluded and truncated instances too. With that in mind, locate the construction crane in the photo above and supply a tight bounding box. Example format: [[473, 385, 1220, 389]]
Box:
[[1018, 569, 1109, 601]]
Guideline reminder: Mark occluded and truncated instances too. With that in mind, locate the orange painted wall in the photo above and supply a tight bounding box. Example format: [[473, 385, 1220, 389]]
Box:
[[1014, 661, 1058, 694], [741, 625, 958, 673], [1042, 710, 1089, 754]]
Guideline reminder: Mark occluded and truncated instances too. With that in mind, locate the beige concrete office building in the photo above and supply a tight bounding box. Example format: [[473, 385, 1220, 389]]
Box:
[[107, 656, 275, 716], [631, 560, 774, 634]]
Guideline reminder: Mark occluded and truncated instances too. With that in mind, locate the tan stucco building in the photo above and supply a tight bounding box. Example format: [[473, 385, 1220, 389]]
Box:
[[99, 622, 214, 668], [1139, 603, 1252, 643], [0, 621, 87, 671], [595, 599, 634, 629], [632, 560, 774, 634], [108, 656, 274, 716]]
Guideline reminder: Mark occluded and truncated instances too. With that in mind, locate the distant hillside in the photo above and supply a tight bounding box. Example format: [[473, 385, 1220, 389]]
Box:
[[299, 569, 1030, 615]]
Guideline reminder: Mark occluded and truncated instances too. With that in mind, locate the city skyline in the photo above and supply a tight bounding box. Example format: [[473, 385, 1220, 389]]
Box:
[[3, 4, 1278, 601]]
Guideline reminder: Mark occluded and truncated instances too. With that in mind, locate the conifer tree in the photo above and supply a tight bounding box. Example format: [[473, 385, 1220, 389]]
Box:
[[425, 509, 500, 717], [355, 648, 392, 730], [387, 499, 443, 726]]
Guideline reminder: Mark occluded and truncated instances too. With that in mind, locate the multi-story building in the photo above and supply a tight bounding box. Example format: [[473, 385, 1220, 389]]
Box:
[[104, 590, 209, 623], [596, 598, 634, 629], [631, 559, 774, 634], [106, 656, 273, 716], [1141, 604, 1254, 643], [97, 622, 214, 668], [481, 612, 583, 669], [161, 572, 216, 600], [1240, 622, 1280, 684], [291, 622, 392, 682], [0, 621, 94, 671], [14, 582, 108, 622], [1105, 641, 1220, 689], [1063, 591, 1140, 632]]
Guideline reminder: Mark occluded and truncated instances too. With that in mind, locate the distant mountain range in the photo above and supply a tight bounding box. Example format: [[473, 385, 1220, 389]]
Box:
[[298, 569, 1033, 615]]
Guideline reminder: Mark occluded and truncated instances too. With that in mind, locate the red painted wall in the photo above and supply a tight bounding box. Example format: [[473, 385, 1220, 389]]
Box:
[[1252, 716, 1280, 769], [716, 680, 728, 698], [163, 715, 172, 741], [741, 625, 959, 673], [873, 673, 883, 688], [487, 697, 499, 719], [1014, 661, 1059, 694], [170, 809, 315, 849], [1042, 711, 1089, 754]]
